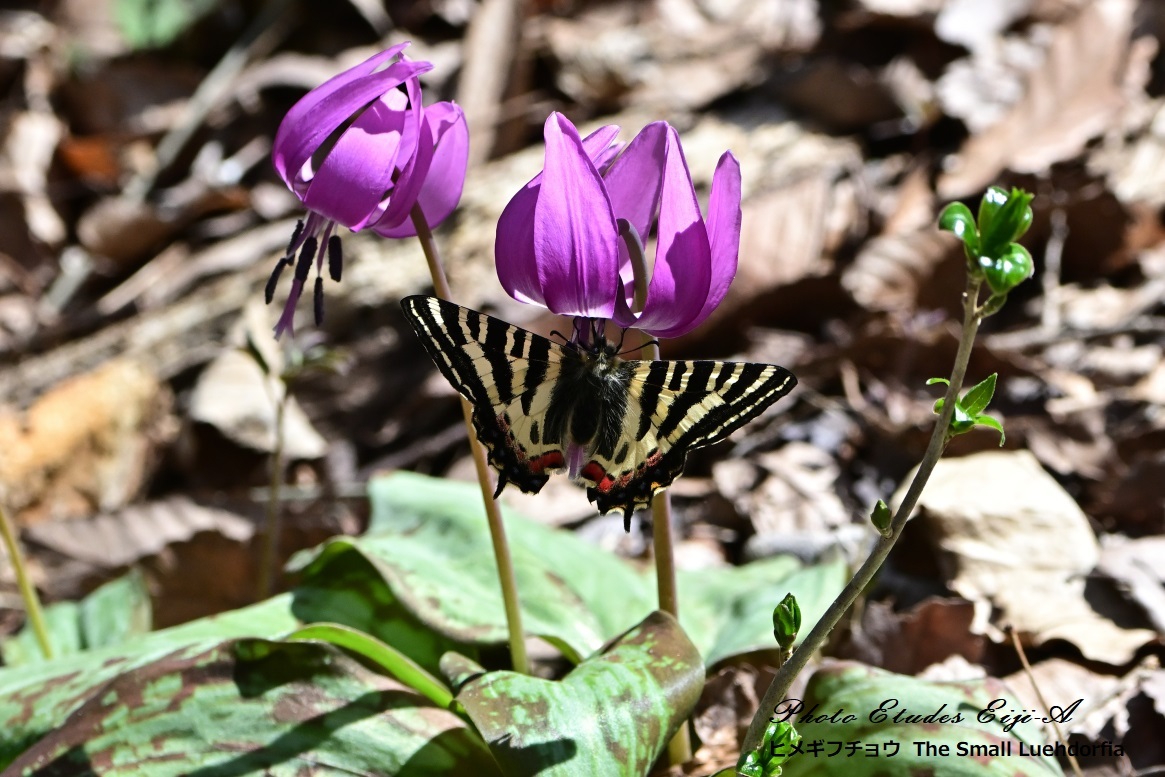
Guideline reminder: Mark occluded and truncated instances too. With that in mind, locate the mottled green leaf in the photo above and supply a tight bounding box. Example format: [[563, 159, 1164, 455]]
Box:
[[2, 569, 151, 666], [0, 594, 299, 768], [780, 662, 1063, 776], [457, 611, 702, 776], [685, 554, 848, 667], [290, 541, 468, 677], [293, 473, 847, 669], [0, 601, 82, 666], [290, 472, 653, 666], [6, 638, 498, 776]]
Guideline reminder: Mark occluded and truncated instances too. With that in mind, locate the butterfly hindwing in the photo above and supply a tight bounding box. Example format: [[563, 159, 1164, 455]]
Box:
[[578, 359, 797, 517], [401, 295, 569, 495]]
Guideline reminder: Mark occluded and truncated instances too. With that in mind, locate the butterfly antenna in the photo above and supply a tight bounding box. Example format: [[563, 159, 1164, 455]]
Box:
[[617, 337, 661, 357], [549, 329, 569, 344]]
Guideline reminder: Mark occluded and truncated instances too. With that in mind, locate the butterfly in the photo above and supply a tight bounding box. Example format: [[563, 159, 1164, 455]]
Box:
[[401, 295, 797, 529]]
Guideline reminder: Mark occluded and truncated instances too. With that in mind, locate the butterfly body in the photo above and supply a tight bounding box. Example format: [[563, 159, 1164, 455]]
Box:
[[401, 295, 796, 527]]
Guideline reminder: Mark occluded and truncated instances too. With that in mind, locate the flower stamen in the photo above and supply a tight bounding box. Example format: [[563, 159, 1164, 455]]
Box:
[[327, 235, 343, 282], [264, 256, 289, 305], [617, 218, 650, 315]]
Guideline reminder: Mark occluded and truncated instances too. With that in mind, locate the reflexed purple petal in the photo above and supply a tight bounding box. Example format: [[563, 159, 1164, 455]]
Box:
[[368, 75, 432, 232], [604, 122, 667, 254], [278, 44, 407, 134], [300, 96, 406, 227], [496, 175, 545, 306], [272, 55, 431, 194], [415, 102, 469, 226], [580, 125, 622, 170], [379, 103, 470, 237], [603, 122, 667, 302], [534, 113, 618, 317], [376, 102, 468, 238], [697, 151, 741, 322], [497, 121, 620, 307], [627, 125, 712, 338]]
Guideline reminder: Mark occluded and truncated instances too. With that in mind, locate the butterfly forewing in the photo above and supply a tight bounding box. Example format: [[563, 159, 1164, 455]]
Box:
[[400, 295, 798, 523], [401, 295, 570, 495]]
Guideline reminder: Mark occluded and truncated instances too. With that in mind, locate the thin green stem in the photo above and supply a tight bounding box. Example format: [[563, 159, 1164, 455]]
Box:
[[0, 501, 52, 659], [410, 205, 529, 675], [740, 275, 985, 759], [258, 381, 287, 600]]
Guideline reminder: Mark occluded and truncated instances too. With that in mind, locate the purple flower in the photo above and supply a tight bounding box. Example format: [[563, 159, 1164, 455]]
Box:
[[496, 113, 741, 339], [267, 43, 469, 338]]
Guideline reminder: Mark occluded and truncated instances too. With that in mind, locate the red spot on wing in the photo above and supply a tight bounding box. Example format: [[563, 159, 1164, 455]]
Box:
[[581, 462, 615, 492], [530, 451, 564, 473]]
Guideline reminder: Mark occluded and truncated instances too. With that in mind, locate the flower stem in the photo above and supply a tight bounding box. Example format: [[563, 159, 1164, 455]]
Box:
[[258, 378, 287, 600], [740, 275, 985, 758], [642, 341, 679, 618], [0, 501, 52, 659], [628, 228, 691, 763], [410, 205, 529, 675]]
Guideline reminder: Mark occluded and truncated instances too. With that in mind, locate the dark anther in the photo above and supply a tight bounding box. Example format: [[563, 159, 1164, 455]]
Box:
[[327, 235, 342, 282], [264, 257, 289, 304], [294, 237, 318, 282], [286, 220, 305, 257], [313, 277, 324, 326]]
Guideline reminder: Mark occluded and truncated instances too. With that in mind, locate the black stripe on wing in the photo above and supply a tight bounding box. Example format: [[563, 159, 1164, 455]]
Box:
[[400, 295, 568, 497], [588, 359, 796, 518]]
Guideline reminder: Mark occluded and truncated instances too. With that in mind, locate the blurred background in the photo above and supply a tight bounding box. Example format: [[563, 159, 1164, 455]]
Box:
[[0, 0, 1163, 771]]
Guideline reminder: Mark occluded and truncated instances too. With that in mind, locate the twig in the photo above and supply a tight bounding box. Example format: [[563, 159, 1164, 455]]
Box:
[[1007, 625, 1084, 777], [741, 274, 985, 757], [258, 377, 288, 600]]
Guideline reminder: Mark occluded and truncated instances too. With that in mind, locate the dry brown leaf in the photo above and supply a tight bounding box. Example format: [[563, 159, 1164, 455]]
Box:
[[0, 359, 172, 525], [896, 450, 1155, 664], [850, 597, 988, 676], [187, 303, 327, 460], [1003, 657, 1160, 739], [842, 230, 960, 312], [691, 665, 769, 775], [24, 497, 253, 568], [1088, 98, 1165, 206], [1058, 282, 1164, 331], [715, 442, 850, 538], [1097, 535, 1165, 633], [934, 0, 1035, 54], [1, 111, 66, 246], [938, 0, 1136, 197], [543, 0, 818, 115], [856, 0, 944, 16]]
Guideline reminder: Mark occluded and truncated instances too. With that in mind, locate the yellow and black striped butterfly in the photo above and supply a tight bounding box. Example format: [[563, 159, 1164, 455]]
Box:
[[402, 295, 796, 529]]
